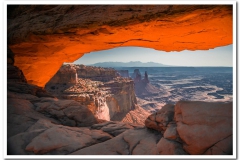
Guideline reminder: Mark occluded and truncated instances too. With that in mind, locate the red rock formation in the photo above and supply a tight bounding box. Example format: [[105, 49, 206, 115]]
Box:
[[132, 69, 159, 97], [145, 101, 233, 155], [45, 65, 139, 122], [145, 104, 175, 133], [7, 5, 232, 87], [121, 105, 151, 125], [76, 65, 118, 82], [174, 101, 232, 155], [7, 65, 233, 155]]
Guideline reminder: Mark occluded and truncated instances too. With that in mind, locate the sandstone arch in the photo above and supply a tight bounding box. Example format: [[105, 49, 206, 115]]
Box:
[[7, 5, 233, 87]]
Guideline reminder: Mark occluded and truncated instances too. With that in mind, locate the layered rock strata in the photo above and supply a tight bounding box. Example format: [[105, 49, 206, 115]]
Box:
[[76, 64, 118, 82], [45, 64, 148, 123]]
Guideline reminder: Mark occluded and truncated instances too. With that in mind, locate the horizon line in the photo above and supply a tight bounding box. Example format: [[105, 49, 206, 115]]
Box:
[[70, 61, 233, 67]]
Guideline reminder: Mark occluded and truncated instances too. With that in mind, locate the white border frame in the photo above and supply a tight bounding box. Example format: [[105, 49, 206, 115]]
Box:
[[3, 1, 237, 159]]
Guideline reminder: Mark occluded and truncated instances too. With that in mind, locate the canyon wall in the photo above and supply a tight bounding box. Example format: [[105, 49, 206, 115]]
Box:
[[75, 65, 118, 82], [7, 54, 233, 155], [7, 5, 233, 87], [45, 64, 138, 121], [104, 79, 137, 120]]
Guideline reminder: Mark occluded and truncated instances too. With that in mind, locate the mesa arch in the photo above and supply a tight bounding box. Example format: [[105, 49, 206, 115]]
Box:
[[7, 5, 233, 87]]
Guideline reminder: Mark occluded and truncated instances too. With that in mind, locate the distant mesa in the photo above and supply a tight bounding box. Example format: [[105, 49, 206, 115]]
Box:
[[89, 61, 171, 67]]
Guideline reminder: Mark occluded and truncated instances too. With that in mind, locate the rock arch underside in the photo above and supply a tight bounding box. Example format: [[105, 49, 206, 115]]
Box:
[[7, 5, 234, 156], [8, 5, 232, 87]]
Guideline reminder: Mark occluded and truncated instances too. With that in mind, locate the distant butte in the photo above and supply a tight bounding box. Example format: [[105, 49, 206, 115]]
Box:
[[7, 5, 232, 87]]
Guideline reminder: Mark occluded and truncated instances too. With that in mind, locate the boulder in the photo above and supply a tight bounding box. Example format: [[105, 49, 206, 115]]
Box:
[[145, 104, 175, 132], [175, 101, 232, 155], [163, 122, 178, 140]]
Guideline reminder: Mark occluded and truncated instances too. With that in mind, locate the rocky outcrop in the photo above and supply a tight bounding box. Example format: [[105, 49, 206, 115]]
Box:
[[145, 101, 233, 155], [103, 78, 137, 119], [174, 101, 232, 155], [7, 5, 233, 87], [132, 69, 159, 97], [121, 106, 150, 125], [7, 80, 154, 155], [7, 64, 112, 155], [46, 64, 118, 85], [6, 48, 233, 155], [45, 65, 140, 122], [145, 104, 175, 134]]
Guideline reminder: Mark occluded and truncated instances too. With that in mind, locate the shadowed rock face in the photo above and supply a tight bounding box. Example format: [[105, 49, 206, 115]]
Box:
[[7, 5, 232, 87]]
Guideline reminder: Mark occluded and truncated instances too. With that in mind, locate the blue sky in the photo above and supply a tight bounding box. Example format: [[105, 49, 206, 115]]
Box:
[[73, 44, 233, 67]]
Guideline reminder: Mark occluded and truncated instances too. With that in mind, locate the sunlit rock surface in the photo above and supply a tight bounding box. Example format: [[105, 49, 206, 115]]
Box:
[[145, 101, 233, 155], [45, 64, 150, 124], [7, 5, 232, 87], [174, 101, 232, 155]]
